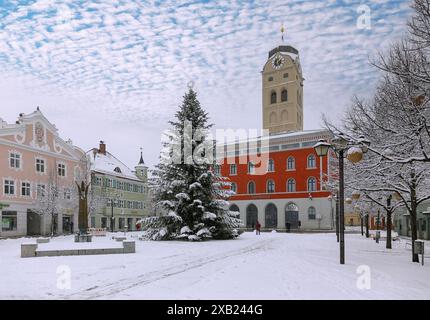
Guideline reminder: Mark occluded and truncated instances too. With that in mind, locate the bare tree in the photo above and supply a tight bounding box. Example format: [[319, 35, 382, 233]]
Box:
[[33, 169, 77, 237]]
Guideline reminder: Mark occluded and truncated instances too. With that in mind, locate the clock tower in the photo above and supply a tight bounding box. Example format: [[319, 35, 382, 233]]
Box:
[[262, 44, 304, 134]]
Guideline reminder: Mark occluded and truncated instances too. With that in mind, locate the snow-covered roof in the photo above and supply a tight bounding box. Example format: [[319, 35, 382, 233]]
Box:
[[87, 149, 141, 181]]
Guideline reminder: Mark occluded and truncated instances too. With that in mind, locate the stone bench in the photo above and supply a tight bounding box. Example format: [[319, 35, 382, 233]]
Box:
[[113, 236, 127, 242], [21, 241, 135, 258], [21, 243, 38, 258], [36, 237, 50, 244]]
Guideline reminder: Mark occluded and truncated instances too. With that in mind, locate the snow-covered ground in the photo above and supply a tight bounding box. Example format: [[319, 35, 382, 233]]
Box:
[[1, 232, 429, 300]]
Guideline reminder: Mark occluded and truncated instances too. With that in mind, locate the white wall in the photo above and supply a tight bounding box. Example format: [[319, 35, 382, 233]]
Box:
[[230, 197, 334, 230]]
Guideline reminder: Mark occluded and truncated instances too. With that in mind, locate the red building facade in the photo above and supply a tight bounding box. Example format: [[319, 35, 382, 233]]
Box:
[[217, 130, 336, 231]]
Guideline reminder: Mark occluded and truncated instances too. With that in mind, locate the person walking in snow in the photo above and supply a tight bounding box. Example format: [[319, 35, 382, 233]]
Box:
[[255, 221, 261, 235]]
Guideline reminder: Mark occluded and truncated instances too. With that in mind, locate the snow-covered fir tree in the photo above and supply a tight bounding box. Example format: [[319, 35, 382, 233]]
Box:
[[139, 88, 242, 241]]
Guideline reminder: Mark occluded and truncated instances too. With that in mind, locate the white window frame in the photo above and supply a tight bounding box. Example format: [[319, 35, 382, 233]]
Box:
[[57, 162, 67, 177], [248, 162, 255, 174], [3, 179, 16, 196], [231, 182, 237, 193], [230, 164, 237, 175], [266, 180, 275, 193], [287, 157, 295, 171], [8, 151, 22, 171], [35, 157, 46, 174], [307, 177, 317, 192], [287, 179, 296, 192], [21, 181, 31, 197], [307, 154, 317, 169], [267, 159, 275, 172]]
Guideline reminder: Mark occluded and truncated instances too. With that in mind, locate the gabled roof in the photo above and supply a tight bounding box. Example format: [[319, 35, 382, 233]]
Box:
[[87, 148, 141, 182]]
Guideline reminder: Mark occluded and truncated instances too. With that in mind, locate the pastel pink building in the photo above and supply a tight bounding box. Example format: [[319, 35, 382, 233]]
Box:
[[0, 108, 86, 237]]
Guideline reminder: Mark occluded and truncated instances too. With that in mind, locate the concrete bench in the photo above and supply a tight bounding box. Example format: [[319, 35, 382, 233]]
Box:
[[113, 236, 127, 242], [21, 243, 38, 258], [74, 234, 93, 242], [21, 241, 135, 258], [36, 237, 50, 244]]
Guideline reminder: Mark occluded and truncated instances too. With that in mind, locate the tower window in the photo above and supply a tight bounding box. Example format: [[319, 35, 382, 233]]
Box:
[[283, 73, 288, 78], [270, 91, 277, 104], [268, 76, 273, 82], [281, 89, 288, 102]]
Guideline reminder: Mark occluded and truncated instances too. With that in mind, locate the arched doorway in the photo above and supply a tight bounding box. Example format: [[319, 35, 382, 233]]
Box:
[[229, 204, 240, 213], [246, 204, 258, 228], [265, 203, 278, 228], [285, 202, 299, 229]]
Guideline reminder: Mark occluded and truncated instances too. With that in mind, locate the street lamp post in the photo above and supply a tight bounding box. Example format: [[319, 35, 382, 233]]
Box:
[[335, 192, 340, 242], [314, 135, 370, 265], [110, 199, 117, 233], [328, 194, 338, 240], [338, 148, 346, 264]]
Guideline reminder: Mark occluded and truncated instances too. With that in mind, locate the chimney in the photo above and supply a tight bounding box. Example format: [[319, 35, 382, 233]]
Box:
[[99, 141, 106, 155]]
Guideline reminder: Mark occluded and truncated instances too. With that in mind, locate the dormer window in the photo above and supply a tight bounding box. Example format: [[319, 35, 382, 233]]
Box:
[[114, 167, 122, 173]]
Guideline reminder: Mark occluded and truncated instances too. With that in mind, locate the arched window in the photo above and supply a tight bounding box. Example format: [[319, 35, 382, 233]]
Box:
[[114, 167, 122, 173], [308, 206, 316, 220], [265, 203, 278, 228], [287, 157, 295, 170], [267, 159, 275, 172], [281, 89, 288, 102], [231, 182, 237, 193], [287, 179, 296, 192], [246, 204, 258, 228], [248, 162, 255, 174], [307, 154, 316, 168], [267, 180, 275, 193], [270, 91, 277, 104], [229, 204, 239, 213], [269, 112, 277, 124], [281, 110, 288, 122], [268, 76, 273, 82], [307, 177, 317, 192], [248, 181, 256, 194]]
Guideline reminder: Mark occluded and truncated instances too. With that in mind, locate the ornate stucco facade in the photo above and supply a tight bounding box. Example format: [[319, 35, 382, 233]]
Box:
[[0, 108, 86, 237]]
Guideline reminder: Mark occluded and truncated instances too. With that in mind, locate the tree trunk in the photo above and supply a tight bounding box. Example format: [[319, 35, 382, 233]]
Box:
[[360, 216, 364, 236], [51, 214, 54, 238], [410, 186, 419, 263], [365, 214, 370, 238], [386, 210, 392, 249]]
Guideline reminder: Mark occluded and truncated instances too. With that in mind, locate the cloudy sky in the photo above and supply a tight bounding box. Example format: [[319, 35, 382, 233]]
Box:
[[0, 0, 412, 169]]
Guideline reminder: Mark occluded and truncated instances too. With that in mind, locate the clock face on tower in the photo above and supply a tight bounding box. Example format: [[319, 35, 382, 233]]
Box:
[[272, 54, 285, 69]]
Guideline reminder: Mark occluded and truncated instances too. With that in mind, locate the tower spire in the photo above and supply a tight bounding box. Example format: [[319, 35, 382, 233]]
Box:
[[281, 24, 285, 42], [138, 147, 145, 165]]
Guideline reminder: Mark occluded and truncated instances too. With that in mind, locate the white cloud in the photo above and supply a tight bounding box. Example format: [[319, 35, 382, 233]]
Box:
[[0, 0, 413, 168]]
